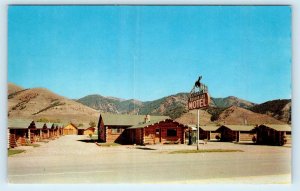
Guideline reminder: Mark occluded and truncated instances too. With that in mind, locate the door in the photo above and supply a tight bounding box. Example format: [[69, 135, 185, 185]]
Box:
[[155, 128, 161, 144], [130, 130, 136, 144]]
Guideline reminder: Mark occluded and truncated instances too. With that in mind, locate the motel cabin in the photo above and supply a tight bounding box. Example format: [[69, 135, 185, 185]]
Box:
[[97, 113, 188, 145], [186, 125, 257, 143], [186, 125, 219, 143], [77, 125, 85, 135], [8, 120, 42, 145], [216, 125, 256, 142], [255, 124, 291, 146], [199, 125, 219, 140], [83, 127, 95, 136], [8, 119, 64, 148], [8, 119, 32, 148], [77, 124, 95, 136], [63, 123, 78, 135], [31, 122, 47, 142], [42, 123, 50, 139]]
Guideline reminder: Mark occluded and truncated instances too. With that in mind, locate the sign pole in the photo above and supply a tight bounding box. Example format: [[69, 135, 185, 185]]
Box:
[[197, 109, 199, 150], [188, 76, 209, 150]]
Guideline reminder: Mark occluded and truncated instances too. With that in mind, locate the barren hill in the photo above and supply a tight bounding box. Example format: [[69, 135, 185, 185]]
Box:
[[8, 83, 24, 95], [216, 106, 285, 125], [211, 96, 256, 109], [8, 85, 99, 124], [175, 110, 213, 125], [250, 99, 291, 123]]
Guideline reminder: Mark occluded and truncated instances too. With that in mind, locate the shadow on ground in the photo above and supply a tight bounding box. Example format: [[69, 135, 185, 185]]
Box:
[[135, 147, 156, 150], [77, 139, 97, 143]]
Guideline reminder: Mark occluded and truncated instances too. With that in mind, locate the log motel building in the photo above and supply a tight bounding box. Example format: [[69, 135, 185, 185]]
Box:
[[7, 116, 291, 149], [97, 113, 188, 145], [8, 119, 64, 148], [96, 113, 291, 146], [255, 124, 292, 146], [186, 124, 291, 146], [8, 119, 98, 148]]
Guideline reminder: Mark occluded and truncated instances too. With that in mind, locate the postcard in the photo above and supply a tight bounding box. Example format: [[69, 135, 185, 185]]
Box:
[[7, 5, 291, 184]]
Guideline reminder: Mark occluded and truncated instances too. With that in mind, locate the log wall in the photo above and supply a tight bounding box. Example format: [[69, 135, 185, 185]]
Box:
[[139, 120, 186, 145]]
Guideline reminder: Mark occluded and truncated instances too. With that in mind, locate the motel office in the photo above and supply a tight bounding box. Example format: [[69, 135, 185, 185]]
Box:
[[97, 113, 188, 145]]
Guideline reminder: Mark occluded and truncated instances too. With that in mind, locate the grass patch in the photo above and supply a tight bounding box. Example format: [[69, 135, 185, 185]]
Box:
[[169, 149, 244, 154], [32, 101, 65, 115], [96, 142, 120, 147], [25, 143, 40, 147], [8, 149, 25, 156], [89, 135, 98, 140], [39, 140, 49, 143]]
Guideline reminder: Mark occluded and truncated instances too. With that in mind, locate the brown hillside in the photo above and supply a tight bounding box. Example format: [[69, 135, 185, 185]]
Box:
[[280, 102, 291, 123], [217, 106, 285, 125], [8, 87, 99, 124], [8, 83, 24, 95], [250, 99, 291, 123], [175, 110, 213, 125]]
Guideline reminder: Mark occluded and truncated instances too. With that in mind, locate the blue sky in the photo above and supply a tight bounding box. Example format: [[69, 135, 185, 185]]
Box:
[[8, 6, 291, 103]]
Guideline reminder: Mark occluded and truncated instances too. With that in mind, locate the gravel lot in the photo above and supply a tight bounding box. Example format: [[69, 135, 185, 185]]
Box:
[[8, 135, 291, 184]]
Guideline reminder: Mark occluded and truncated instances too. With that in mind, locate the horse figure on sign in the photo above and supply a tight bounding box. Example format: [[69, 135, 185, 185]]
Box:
[[195, 76, 202, 88], [192, 75, 208, 94]]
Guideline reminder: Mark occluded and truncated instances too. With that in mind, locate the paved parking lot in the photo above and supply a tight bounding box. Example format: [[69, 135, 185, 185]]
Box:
[[8, 135, 291, 183]]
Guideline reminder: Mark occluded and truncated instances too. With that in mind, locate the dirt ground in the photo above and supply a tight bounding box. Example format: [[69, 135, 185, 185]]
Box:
[[7, 135, 291, 184]]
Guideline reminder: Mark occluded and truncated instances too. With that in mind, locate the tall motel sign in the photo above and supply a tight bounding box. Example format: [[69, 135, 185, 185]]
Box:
[[188, 76, 210, 150]]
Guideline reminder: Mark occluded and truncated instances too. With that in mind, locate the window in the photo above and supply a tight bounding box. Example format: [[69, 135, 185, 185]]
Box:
[[167, 129, 177, 137], [156, 128, 160, 135], [111, 128, 121, 134]]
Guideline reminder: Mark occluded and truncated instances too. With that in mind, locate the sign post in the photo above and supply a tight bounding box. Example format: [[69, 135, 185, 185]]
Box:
[[197, 109, 200, 150], [188, 76, 210, 150]]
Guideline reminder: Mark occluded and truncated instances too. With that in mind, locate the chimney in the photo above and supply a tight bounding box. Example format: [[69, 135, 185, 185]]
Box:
[[144, 114, 151, 123], [244, 117, 248, 125]]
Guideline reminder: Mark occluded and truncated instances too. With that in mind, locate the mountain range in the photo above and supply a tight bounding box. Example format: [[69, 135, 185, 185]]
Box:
[[76, 93, 256, 118], [7, 83, 291, 125]]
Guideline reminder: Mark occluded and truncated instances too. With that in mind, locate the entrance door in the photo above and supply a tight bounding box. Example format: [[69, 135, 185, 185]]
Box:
[[130, 130, 136, 144], [155, 128, 161, 144]]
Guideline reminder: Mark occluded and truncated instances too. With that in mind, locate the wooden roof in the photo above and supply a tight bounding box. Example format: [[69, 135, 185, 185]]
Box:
[[100, 113, 169, 126], [200, 125, 219, 131], [35, 122, 47, 129], [188, 125, 219, 131], [8, 119, 32, 129], [8, 119, 64, 129], [262, 124, 291, 132], [127, 118, 176, 129], [77, 123, 91, 130], [220, 125, 256, 131]]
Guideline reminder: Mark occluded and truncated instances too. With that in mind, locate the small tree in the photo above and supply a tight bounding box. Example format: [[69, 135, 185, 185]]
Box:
[[89, 121, 96, 127], [37, 118, 49, 123]]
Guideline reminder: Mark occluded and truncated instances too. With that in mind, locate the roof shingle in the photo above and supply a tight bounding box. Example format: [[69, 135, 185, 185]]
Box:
[[100, 113, 169, 126]]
